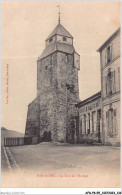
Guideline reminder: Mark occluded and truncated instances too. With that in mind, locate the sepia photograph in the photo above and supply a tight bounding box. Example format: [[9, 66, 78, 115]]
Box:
[[1, 0, 121, 189]]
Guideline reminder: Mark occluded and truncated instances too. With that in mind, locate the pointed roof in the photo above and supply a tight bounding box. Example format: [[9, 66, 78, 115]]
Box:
[[46, 23, 73, 40]]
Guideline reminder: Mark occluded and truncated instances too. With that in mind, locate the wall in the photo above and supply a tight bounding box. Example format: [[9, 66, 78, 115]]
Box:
[[36, 51, 79, 143], [100, 31, 120, 69], [57, 35, 73, 45], [37, 53, 57, 141], [25, 97, 40, 137], [78, 96, 102, 144], [56, 52, 79, 143], [45, 35, 73, 47], [100, 29, 120, 146], [103, 101, 120, 146], [46, 36, 56, 47]]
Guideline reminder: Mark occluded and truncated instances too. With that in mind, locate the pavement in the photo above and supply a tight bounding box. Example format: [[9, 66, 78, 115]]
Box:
[[1, 142, 121, 188], [1, 146, 8, 170]]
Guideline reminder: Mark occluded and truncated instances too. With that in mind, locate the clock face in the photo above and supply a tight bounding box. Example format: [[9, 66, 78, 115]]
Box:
[[74, 52, 80, 70]]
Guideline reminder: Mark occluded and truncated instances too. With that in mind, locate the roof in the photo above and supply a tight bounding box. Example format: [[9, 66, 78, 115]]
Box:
[[38, 42, 75, 60], [76, 91, 101, 108], [97, 27, 120, 52], [46, 23, 73, 40]]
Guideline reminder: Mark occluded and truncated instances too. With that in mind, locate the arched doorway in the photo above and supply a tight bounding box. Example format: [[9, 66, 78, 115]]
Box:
[[43, 131, 51, 142]]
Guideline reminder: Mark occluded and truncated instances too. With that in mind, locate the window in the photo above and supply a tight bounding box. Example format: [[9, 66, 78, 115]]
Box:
[[49, 38, 52, 43], [106, 108, 118, 136], [105, 67, 120, 97], [105, 69, 114, 96], [84, 114, 86, 134], [107, 46, 111, 63], [65, 54, 68, 62], [107, 71, 112, 95], [118, 67, 120, 91], [112, 70, 116, 93], [87, 113, 90, 134], [63, 36, 67, 42], [45, 66, 47, 70], [113, 109, 118, 135], [92, 111, 96, 133], [80, 117, 82, 134], [105, 44, 113, 64]]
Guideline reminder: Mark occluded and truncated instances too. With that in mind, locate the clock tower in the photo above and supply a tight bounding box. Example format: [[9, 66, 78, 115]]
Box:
[[25, 18, 80, 143]]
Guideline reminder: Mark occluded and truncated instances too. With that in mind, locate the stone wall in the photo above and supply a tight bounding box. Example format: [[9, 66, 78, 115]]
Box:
[[37, 53, 57, 141], [25, 97, 40, 137], [55, 52, 79, 143], [36, 51, 79, 143], [77, 93, 102, 144]]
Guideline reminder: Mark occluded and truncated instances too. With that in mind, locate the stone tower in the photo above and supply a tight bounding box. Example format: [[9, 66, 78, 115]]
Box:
[[25, 19, 80, 143]]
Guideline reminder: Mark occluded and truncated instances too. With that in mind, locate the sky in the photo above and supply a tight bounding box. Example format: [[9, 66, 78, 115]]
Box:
[[1, 1, 120, 133]]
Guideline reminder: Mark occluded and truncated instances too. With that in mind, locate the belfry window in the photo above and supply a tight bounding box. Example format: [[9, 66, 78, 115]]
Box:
[[63, 36, 67, 42]]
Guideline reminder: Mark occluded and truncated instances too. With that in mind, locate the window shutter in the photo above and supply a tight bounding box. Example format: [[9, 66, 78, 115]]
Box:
[[105, 76, 107, 96], [118, 67, 120, 74], [113, 109, 117, 134], [106, 111, 109, 135], [114, 109, 116, 117], [111, 71, 115, 93], [118, 67, 120, 91], [107, 73, 111, 95], [110, 44, 113, 60], [115, 68, 119, 92], [108, 110, 113, 135], [80, 118, 82, 134], [109, 71, 112, 94], [105, 48, 107, 65], [114, 70, 116, 93]]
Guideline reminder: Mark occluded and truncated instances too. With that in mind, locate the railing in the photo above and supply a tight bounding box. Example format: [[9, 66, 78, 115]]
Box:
[[4, 137, 35, 147]]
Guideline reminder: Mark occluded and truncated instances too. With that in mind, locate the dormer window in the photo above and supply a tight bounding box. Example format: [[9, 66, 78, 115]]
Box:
[[63, 36, 67, 42], [49, 37, 53, 43]]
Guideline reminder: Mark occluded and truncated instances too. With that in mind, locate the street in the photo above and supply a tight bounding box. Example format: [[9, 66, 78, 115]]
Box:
[[1, 142, 120, 188]]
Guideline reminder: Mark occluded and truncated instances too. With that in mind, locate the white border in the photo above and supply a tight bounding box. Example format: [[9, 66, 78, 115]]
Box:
[[0, 0, 122, 194]]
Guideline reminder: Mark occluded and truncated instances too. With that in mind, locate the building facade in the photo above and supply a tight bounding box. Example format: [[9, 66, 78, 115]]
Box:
[[25, 20, 80, 143], [75, 28, 120, 146], [76, 92, 102, 144], [97, 28, 120, 146]]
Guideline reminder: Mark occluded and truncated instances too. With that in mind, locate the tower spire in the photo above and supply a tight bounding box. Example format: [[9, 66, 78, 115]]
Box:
[[57, 5, 60, 24]]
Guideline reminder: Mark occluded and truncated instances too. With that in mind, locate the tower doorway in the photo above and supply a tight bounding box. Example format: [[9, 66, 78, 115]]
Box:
[[43, 131, 51, 142]]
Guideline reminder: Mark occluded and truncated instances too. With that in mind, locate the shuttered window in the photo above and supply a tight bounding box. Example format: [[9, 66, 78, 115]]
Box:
[[106, 108, 118, 136], [80, 117, 82, 134], [111, 70, 116, 93], [105, 76, 107, 95], [113, 109, 118, 135], [118, 67, 120, 91], [105, 68, 117, 96], [105, 44, 113, 65], [84, 115, 86, 134]]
